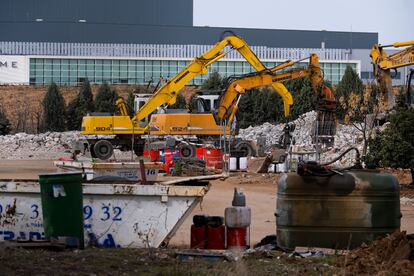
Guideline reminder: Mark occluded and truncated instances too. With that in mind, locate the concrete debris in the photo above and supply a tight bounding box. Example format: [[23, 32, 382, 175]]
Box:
[[0, 110, 384, 164], [0, 131, 136, 160], [238, 111, 381, 167], [0, 131, 80, 160]]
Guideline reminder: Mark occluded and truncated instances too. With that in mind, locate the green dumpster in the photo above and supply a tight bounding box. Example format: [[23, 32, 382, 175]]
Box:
[[39, 172, 84, 248]]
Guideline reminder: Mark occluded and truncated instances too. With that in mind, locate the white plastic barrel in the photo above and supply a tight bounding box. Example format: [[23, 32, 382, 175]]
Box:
[[224, 206, 251, 228], [229, 157, 238, 171], [277, 163, 287, 173], [239, 157, 248, 171]]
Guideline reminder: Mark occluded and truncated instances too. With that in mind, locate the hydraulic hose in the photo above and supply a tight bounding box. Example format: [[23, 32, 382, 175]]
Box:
[[297, 147, 362, 177]]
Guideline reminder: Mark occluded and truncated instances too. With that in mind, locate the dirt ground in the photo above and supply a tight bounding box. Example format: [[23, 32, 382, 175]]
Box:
[[0, 160, 413, 247], [1, 160, 414, 275], [0, 246, 340, 275]]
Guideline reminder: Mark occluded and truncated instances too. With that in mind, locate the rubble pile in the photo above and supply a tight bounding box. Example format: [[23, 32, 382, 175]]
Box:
[[0, 131, 135, 160], [0, 131, 80, 160], [0, 110, 381, 162], [238, 111, 366, 166], [341, 231, 414, 275]]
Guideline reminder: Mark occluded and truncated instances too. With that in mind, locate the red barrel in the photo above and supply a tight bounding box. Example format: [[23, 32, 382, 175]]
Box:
[[149, 150, 160, 162], [204, 149, 223, 169], [206, 225, 226, 249], [163, 149, 178, 174], [227, 227, 249, 249], [191, 224, 207, 249], [196, 147, 204, 159]]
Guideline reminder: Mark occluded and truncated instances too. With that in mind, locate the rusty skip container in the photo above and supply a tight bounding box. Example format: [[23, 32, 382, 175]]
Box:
[[276, 171, 401, 250]]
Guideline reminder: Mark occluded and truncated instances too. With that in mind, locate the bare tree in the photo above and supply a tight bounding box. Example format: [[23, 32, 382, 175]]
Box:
[[339, 83, 388, 156]]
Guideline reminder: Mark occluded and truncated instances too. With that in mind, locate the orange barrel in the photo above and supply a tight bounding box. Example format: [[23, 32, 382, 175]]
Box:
[[227, 227, 249, 249], [204, 149, 223, 169], [149, 150, 160, 162], [196, 147, 204, 159]]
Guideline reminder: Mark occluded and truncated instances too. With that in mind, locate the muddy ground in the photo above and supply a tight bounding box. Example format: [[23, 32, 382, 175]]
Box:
[[0, 160, 413, 275], [0, 246, 341, 275]]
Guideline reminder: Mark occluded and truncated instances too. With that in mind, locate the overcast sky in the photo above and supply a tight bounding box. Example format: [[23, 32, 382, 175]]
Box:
[[193, 0, 413, 45]]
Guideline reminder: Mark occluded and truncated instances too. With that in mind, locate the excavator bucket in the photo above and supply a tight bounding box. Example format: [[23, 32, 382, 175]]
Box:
[[314, 110, 336, 140], [314, 86, 336, 144]]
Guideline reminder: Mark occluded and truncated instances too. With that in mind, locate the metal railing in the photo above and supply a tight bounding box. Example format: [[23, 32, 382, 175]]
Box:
[[0, 41, 351, 61]]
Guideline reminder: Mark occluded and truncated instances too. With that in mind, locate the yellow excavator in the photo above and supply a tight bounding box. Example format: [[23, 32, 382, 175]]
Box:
[[81, 35, 293, 159], [149, 53, 336, 156], [370, 40, 414, 105]]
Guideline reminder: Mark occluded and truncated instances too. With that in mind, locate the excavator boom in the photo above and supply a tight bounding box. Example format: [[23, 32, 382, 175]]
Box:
[[218, 53, 335, 123], [133, 35, 293, 123], [81, 35, 294, 159], [149, 53, 337, 143], [370, 40, 414, 102]]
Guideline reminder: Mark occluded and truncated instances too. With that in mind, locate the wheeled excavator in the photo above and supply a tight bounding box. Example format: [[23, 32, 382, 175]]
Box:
[[370, 40, 414, 106], [81, 35, 293, 160], [149, 53, 336, 156]]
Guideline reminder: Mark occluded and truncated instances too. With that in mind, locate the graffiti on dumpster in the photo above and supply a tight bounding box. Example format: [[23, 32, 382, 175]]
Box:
[[0, 200, 124, 247]]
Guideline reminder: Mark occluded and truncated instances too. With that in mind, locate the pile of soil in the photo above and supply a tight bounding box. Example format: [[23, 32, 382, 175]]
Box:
[[341, 231, 414, 275]]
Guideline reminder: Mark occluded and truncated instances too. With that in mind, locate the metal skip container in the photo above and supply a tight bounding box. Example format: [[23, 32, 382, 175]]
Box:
[[39, 172, 84, 248], [276, 171, 401, 250], [0, 180, 209, 248]]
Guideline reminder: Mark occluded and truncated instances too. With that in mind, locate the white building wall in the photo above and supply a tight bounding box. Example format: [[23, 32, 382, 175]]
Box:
[[0, 55, 29, 84]]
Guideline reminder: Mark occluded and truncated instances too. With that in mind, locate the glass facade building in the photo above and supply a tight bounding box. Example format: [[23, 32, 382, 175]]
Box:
[[29, 57, 357, 86], [1, 41, 360, 86]]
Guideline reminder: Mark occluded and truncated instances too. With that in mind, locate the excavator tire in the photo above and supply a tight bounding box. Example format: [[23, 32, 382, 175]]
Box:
[[93, 140, 114, 160], [180, 144, 196, 159], [233, 141, 255, 157], [133, 143, 145, 157], [89, 143, 97, 158]]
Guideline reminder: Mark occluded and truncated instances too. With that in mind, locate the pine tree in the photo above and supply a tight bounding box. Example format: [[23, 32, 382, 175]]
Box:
[[335, 66, 364, 121], [78, 79, 94, 113], [67, 79, 94, 130], [286, 78, 317, 120], [0, 107, 11, 135], [366, 106, 414, 184], [42, 82, 66, 132], [66, 97, 81, 130], [201, 71, 223, 91], [94, 82, 118, 113], [170, 93, 187, 109], [237, 90, 255, 128]]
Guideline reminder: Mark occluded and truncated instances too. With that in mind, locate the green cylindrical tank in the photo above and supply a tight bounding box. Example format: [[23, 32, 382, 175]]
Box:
[[39, 172, 84, 248], [276, 170, 401, 250]]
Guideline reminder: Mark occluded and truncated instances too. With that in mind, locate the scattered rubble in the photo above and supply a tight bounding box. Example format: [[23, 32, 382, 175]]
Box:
[[0, 110, 384, 163], [0, 131, 79, 160], [0, 131, 136, 160], [238, 111, 373, 167]]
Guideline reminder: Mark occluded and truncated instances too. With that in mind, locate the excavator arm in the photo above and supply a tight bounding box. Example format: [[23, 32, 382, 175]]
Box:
[[133, 36, 293, 123], [218, 53, 335, 123], [370, 40, 414, 101], [116, 98, 129, 116]]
